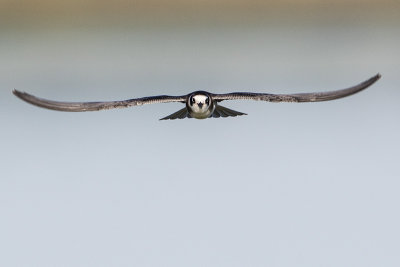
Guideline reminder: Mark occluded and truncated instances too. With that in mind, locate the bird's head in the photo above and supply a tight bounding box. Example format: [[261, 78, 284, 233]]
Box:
[[187, 92, 212, 114]]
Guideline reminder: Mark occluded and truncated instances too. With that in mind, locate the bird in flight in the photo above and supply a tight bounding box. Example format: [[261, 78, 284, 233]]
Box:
[[13, 74, 380, 120]]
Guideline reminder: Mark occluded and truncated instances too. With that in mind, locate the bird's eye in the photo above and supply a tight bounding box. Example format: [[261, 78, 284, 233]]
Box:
[[205, 98, 209, 105], [190, 96, 195, 105]]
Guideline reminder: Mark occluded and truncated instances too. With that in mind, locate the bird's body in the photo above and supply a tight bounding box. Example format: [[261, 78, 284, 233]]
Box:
[[13, 74, 381, 120]]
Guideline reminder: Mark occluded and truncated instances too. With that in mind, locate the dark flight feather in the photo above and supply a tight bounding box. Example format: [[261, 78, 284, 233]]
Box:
[[211, 74, 381, 103], [212, 105, 247, 118], [159, 107, 191, 120], [12, 90, 186, 112]]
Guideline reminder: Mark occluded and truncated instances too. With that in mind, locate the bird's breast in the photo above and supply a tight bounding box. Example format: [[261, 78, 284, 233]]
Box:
[[188, 104, 215, 119]]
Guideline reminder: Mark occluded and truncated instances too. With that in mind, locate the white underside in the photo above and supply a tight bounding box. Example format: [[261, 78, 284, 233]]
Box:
[[190, 109, 213, 119]]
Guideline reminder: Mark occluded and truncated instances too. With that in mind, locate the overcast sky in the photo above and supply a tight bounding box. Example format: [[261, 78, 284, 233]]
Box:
[[1, 1, 399, 266]]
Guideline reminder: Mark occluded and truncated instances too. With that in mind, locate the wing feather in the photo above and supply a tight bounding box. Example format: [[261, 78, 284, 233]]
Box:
[[12, 90, 187, 112], [212, 105, 247, 118], [211, 74, 381, 103], [159, 107, 191, 120]]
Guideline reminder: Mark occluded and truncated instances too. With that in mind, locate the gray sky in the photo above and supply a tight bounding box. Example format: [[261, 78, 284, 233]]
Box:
[[1, 1, 399, 266]]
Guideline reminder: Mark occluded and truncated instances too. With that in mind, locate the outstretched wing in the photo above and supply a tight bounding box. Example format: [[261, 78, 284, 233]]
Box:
[[211, 74, 381, 103], [12, 90, 187, 112]]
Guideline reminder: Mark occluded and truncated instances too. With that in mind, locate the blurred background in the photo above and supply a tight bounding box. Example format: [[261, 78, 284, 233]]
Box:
[[1, 0, 399, 266]]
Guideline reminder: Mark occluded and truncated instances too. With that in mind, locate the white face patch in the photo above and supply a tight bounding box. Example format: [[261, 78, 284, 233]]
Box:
[[194, 95, 208, 103], [190, 94, 210, 113]]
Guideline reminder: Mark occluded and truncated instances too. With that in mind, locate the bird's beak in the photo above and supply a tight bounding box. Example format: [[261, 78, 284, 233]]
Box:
[[198, 103, 204, 108]]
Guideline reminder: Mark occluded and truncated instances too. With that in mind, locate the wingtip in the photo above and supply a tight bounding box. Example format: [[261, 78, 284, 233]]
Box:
[[360, 73, 381, 89], [12, 89, 33, 102], [369, 73, 382, 85], [373, 73, 382, 80], [12, 89, 25, 98]]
